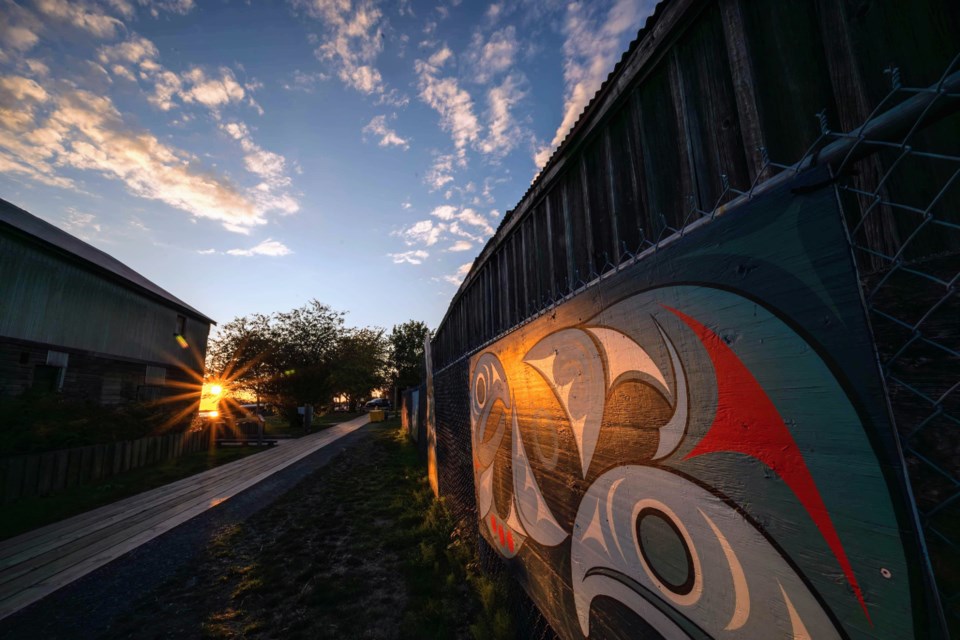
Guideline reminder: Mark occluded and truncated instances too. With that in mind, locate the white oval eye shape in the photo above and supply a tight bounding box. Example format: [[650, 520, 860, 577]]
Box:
[[571, 466, 842, 639]]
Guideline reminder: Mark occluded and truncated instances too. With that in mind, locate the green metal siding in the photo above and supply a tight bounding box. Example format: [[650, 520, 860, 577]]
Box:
[[0, 234, 209, 373]]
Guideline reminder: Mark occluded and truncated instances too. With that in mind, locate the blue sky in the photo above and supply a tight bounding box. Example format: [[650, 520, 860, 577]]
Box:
[[0, 0, 652, 334]]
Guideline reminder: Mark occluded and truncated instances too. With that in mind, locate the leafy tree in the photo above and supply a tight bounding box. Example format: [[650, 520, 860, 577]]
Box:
[[389, 320, 431, 392], [272, 301, 346, 409], [331, 327, 389, 410], [207, 300, 393, 422], [205, 313, 278, 406]]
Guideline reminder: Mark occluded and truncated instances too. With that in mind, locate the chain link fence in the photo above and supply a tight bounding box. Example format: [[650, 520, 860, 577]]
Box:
[[432, 53, 959, 637]]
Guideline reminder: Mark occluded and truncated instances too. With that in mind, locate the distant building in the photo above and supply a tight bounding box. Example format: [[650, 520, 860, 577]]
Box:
[[0, 198, 215, 404]]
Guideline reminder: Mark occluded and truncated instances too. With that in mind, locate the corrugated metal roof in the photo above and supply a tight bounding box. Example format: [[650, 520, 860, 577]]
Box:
[[0, 198, 215, 325]]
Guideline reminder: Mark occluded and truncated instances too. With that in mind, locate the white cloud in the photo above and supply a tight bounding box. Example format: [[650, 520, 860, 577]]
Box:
[[427, 46, 453, 67], [220, 120, 299, 215], [181, 67, 246, 110], [442, 261, 472, 285], [479, 73, 526, 158], [362, 114, 409, 149], [227, 239, 292, 257], [24, 59, 50, 77], [457, 207, 494, 236], [282, 69, 329, 92], [297, 0, 396, 100], [139, 0, 195, 18], [0, 2, 43, 58], [97, 34, 159, 67], [62, 207, 101, 239], [447, 221, 482, 243], [448, 240, 472, 252], [0, 75, 297, 232], [401, 200, 412, 210], [389, 249, 429, 264], [415, 56, 480, 163], [148, 70, 182, 111], [427, 204, 494, 241], [399, 219, 443, 246], [142, 62, 251, 115], [34, 0, 124, 38], [466, 25, 518, 84], [424, 153, 455, 191], [1, 25, 39, 52], [197, 248, 217, 254], [534, 0, 648, 169], [430, 204, 457, 221]]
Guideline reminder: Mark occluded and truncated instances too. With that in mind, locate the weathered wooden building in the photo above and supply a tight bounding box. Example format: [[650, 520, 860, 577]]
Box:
[[0, 198, 214, 403], [428, 0, 958, 638]]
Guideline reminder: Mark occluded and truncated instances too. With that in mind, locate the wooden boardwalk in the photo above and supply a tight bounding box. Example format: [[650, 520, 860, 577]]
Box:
[[0, 414, 370, 621]]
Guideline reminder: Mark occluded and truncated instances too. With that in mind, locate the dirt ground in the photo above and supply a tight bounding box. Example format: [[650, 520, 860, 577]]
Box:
[[99, 421, 485, 640]]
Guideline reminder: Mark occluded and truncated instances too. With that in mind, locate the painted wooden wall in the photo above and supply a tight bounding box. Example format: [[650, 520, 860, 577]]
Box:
[[431, 0, 959, 370], [428, 0, 957, 637]]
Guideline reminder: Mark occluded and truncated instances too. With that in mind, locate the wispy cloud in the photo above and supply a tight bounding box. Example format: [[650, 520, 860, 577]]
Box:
[[465, 25, 518, 84], [429, 204, 494, 237], [95, 33, 256, 118], [62, 207, 102, 240], [479, 73, 526, 158], [362, 114, 409, 149], [139, 0, 196, 18], [0, 73, 293, 232], [448, 240, 472, 252], [424, 153, 455, 191], [389, 249, 429, 264], [0, 2, 43, 57], [295, 0, 406, 105], [442, 261, 472, 285], [220, 121, 300, 215], [34, 0, 124, 39], [227, 238, 292, 257], [415, 48, 480, 164], [281, 69, 329, 92], [398, 219, 443, 246], [534, 0, 647, 169]]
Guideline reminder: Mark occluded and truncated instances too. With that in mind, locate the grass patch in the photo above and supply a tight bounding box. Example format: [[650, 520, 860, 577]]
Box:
[[262, 411, 364, 438], [0, 445, 264, 541], [105, 417, 515, 639]]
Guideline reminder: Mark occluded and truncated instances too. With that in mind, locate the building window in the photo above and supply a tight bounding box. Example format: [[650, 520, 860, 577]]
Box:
[[176, 315, 186, 335], [38, 351, 69, 391]]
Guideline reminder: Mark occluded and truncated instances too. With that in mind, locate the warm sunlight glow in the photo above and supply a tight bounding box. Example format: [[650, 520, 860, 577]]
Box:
[[209, 384, 223, 396]]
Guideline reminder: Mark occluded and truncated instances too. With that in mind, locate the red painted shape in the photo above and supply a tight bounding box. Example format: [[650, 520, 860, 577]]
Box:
[[490, 514, 497, 531], [665, 305, 871, 623], [498, 524, 506, 547], [507, 529, 514, 552]]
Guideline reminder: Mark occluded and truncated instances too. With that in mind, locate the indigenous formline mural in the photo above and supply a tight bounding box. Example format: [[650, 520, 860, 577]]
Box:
[[467, 170, 936, 639]]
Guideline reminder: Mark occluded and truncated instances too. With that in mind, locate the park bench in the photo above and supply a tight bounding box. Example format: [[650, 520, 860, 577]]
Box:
[[213, 417, 277, 447]]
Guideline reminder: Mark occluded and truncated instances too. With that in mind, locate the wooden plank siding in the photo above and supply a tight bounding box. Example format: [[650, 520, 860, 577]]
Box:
[[430, 0, 960, 372]]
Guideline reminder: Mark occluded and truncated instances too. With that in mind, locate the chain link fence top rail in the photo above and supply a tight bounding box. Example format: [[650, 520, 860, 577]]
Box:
[[431, 53, 960, 637]]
